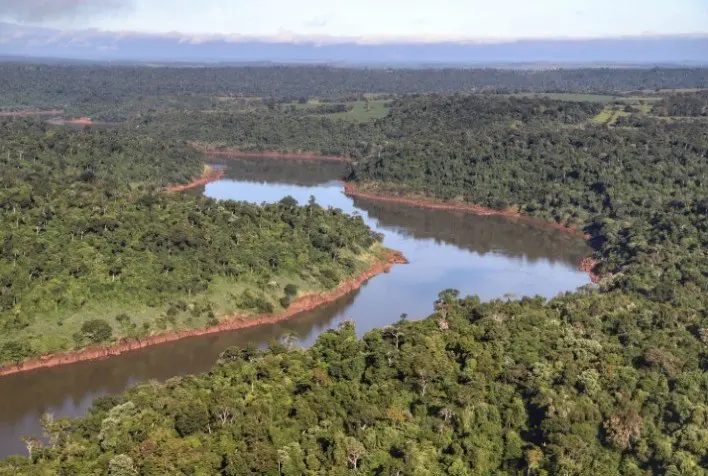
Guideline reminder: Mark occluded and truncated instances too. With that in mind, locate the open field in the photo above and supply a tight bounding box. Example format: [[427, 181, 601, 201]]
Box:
[[320, 100, 390, 121], [591, 106, 630, 124], [289, 99, 391, 121]]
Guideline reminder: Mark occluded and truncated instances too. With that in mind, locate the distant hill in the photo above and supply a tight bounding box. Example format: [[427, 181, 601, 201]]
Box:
[[1, 22, 706, 65]]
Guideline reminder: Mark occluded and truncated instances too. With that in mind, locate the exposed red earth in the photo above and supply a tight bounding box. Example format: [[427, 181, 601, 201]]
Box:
[[167, 169, 225, 192], [48, 117, 117, 126], [61, 116, 95, 125], [578, 257, 602, 283], [0, 250, 407, 376]]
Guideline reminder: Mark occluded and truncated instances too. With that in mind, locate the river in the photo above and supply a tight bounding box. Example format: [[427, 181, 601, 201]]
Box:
[[0, 157, 592, 457]]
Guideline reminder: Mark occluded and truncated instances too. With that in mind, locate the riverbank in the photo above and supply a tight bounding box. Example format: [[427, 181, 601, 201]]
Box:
[[578, 257, 601, 283], [0, 250, 407, 377], [167, 167, 225, 192], [47, 117, 117, 126], [342, 182, 602, 282], [343, 183, 590, 238], [190, 143, 352, 163]]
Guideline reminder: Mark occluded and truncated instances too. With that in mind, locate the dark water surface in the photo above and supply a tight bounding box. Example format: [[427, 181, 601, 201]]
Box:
[[0, 157, 591, 457]]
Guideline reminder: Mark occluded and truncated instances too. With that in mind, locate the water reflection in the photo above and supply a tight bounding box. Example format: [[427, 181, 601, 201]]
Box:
[[353, 196, 590, 266], [218, 157, 351, 185]]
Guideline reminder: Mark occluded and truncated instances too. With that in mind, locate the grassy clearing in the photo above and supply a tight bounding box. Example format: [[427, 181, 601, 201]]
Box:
[[287, 99, 391, 122], [317, 100, 390, 122], [0, 245, 386, 361], [591, 106, 630, 125]]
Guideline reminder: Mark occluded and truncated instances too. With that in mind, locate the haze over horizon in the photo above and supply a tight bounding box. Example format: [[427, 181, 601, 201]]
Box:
[[0, 1, 706, 63]]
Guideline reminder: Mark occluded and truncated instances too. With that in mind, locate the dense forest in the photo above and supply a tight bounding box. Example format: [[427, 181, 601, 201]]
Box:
[[0, 119, 381, 366], [1, 69, 708, 474], [1, 63, 708, 118], [126, 95, 604, 157], [652, 90, 708, 116]]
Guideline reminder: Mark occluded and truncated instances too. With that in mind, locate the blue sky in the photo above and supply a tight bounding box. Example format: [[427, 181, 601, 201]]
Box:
[[0, 0, 706, 41]]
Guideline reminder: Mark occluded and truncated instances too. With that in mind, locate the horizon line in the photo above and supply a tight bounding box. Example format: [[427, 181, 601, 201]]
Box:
[[3, 21, 708, 46]]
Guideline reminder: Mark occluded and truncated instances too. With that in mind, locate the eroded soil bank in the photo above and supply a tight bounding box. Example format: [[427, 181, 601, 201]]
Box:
[[167, 168, 226, 192], [0, 250, 407, 377], [343, 182, 590, 238], [342, 182, 602, 282]]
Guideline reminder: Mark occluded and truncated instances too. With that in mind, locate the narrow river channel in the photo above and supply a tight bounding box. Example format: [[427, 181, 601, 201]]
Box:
[[0, 157, 592, 457]]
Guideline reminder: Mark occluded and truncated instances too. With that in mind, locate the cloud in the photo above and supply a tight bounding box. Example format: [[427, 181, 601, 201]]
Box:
[[0, 0, 132, 22]]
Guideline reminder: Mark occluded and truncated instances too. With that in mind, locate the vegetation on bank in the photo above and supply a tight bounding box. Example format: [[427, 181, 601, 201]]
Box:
[[1, 76, 708, 474], [0, 119, 382, 366]]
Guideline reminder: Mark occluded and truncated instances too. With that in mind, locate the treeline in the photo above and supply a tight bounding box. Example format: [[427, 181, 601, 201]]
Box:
[[3, 289, 706, 474], [652, 90, 708, 116], [2, 63, 708, 112], [0, 119, 380, 365]]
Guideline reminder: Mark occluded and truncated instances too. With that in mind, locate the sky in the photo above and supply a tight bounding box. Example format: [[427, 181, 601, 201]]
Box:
[[0, 0, 706, 42]]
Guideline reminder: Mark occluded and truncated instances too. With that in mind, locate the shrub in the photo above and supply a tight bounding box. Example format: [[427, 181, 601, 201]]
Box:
[[79, 319, 113, 344]]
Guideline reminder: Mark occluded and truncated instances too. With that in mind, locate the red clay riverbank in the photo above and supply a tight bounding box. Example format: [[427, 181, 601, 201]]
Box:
[[191, 144, 352, 163], [342, 182, 601, 282], [0, 250, 408, 377], [48, 117, 117, 126], [343, 182, 590, 239], [61, 117, 96, 125], [578, 257, 601, 283], [167, 169, 225, 192]]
